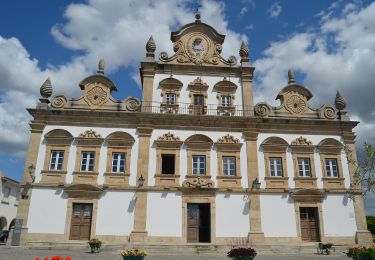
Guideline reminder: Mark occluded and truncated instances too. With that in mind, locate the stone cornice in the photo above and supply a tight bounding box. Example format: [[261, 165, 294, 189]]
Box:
[[27, 108, 358, 135]]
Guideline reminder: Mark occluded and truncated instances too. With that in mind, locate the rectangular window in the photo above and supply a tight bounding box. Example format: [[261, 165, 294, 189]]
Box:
[[161, 154, 175, 174], [166, 93, 176, 104], [298, 158, 311, 177], [111, 152, 126, 173], [325, 158, 338, 177], [81, 152, 95, 172], [222, 156, 236, 176], [192, 155, 206, 175], [221, 96, 231, 107], [269, 157, 282, 177], [49, 150, 64, 171]]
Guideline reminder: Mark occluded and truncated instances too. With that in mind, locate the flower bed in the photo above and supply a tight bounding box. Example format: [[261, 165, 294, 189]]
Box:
[[346, 245, 375, 260], [227, 247, 257, 260], [121, 248, 148, 260]]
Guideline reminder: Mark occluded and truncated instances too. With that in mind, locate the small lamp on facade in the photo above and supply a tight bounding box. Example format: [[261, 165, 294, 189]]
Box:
[[28, 164, 36, 183], [251, 178, 261, 190], [137, 175, 145, 187]]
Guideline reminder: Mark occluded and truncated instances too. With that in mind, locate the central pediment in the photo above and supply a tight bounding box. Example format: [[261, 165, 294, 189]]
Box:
[[159, 17, 236, 66]]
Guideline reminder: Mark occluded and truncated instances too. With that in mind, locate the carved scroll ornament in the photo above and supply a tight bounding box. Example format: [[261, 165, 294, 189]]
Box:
[[182, 176, 214, 188]]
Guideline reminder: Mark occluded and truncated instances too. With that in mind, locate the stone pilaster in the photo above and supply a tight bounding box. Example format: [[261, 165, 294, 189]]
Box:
[[140, 62, 156, 112], [240, 66, 255, 116], [343, 132, 373, 245], [17, 120, 45, 245], [129, 127, 153, 242], [244, 130, 264, 243]]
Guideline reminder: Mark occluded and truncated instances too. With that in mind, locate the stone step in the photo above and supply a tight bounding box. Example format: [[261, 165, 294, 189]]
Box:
[[25, 242, 350, 255]]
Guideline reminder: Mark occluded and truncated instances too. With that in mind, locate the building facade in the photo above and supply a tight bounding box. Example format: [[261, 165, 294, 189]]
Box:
[[17, 16, 372, 246], [0, 171, 20, 232]]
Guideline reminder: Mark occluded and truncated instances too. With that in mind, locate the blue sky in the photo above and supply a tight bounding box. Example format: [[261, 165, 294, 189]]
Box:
[[1, 0, 375, 212]]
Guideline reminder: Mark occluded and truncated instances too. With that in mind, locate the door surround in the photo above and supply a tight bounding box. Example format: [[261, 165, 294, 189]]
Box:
[[64, 198, 98, 241], [294, 201, 325, 242], [182, 192, 215, 243]]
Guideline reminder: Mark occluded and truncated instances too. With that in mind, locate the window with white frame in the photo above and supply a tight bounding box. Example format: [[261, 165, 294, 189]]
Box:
[[49, 150, 64, 171], [80, 152, 95, 172], [298, 158, 311, 177], [222, 156, 236, 176], [166, 93, 176, 104], [269, 157, 282, 177], [112, 152, 126, 173], [325, 158, 339, 177], [221, 96, 231, 107], [192, 155, 206, 175]]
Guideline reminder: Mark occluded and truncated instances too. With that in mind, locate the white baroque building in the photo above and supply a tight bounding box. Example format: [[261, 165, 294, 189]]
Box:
[[17, 15, 372, 246]]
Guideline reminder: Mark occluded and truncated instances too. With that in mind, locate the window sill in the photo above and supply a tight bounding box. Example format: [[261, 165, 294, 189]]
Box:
[[104, 172, 130, 185], [216, 175, 241, 188], [265, 176, 289, 189], [155, 174, 180, 187], [72, 171, 99, 184], [322, 177, 345, 189], [40, 170, 67, 184], [294, 177, 317, 189]]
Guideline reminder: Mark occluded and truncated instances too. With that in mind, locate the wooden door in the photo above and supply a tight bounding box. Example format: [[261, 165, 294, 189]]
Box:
[[187, 204, 199, 242], [300, 207, 320, 242], [69, 203, 93, 240]]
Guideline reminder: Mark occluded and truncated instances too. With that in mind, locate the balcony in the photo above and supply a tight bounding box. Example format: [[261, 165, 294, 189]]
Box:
[[140, 101, 254, 117]]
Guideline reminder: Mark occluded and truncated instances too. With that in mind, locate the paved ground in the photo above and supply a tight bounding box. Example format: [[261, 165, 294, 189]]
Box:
[[0, 247, 350, 260]]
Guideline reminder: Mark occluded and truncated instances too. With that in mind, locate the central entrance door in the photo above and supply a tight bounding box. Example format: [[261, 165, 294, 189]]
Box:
[[69, 203, 93, 240], [187, 203, 211, 243], [300, 207, 320, 242]]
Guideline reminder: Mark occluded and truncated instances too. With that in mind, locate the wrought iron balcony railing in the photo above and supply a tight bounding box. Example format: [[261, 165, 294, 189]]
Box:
[[139, 101, 254, 117]]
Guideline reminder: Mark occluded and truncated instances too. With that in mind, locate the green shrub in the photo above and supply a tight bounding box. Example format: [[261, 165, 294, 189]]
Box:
[[366, 216, 375, 235]]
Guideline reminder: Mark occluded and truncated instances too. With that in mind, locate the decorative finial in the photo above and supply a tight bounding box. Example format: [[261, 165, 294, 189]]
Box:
[[146, 35, 156, 54], [239, 40, 249, 59], [195, 8, 201, 22], [40, 77, 52, 99], [288, 68, 296, 84], [39, 77, 52, 106], [97, 59, 105, 74], [335, 90, 346, 110]]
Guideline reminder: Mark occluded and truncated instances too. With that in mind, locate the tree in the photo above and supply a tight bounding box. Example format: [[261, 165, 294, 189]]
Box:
[[345, 142, 375, 197]]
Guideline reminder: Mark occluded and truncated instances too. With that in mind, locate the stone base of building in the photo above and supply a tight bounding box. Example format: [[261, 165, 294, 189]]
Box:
[[247, 232, 265, 244], [355, 230, 373, 245], [129, 230, 148, 242]]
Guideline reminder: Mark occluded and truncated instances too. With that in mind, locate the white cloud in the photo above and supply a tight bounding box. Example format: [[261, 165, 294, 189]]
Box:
[[268, 2, 282, 19], [0, 0, 245, 156], [240, 6, 248, 16], [254, 2, 375, 146]]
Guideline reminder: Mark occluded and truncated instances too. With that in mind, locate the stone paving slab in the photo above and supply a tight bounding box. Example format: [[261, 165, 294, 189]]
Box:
[[0, 247, 350, 260]]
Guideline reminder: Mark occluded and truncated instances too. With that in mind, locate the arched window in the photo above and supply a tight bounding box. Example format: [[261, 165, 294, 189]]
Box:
[[184, 134, 213, 177], [104, 132, 135, 185], [318, 138, 345, 189], [261, 137, 289, 189], [41, 129, 73, 184], [159, 77, 183, 114]]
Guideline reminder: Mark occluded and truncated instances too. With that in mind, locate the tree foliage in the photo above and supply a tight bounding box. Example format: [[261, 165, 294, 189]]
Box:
[[345, 142, 375, 197], [366, 216, 375, 235]]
